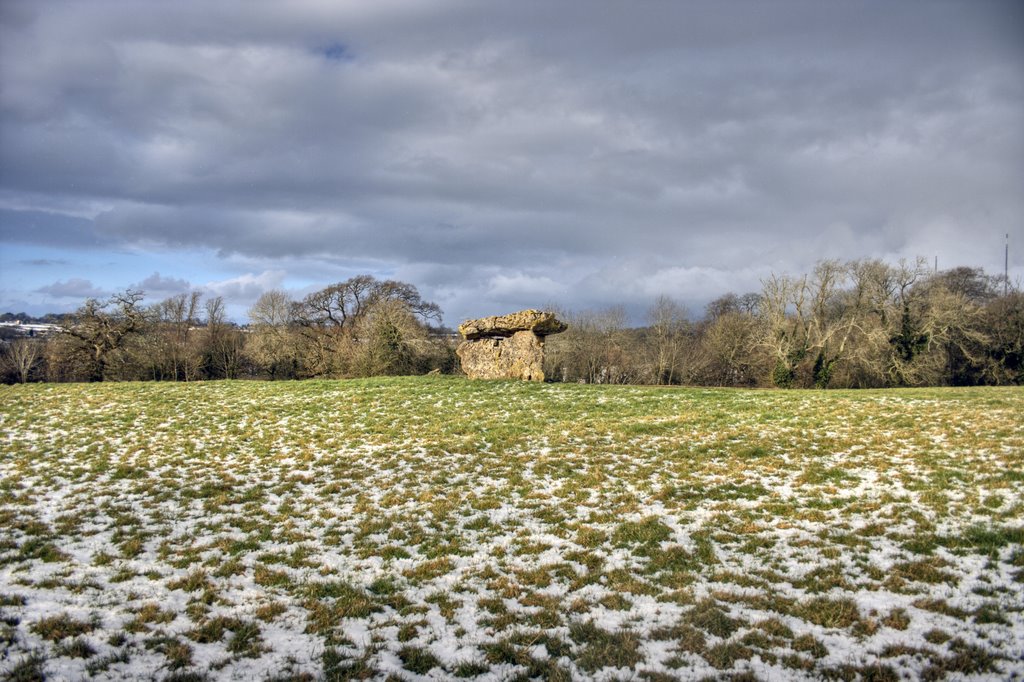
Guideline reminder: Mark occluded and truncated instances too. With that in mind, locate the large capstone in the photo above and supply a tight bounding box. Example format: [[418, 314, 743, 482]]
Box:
[[456, 310, 567, 381], [458, 309, 568, 340]]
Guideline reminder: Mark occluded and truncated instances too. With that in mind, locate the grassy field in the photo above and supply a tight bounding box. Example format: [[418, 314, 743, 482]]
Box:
[[0, 377, 1022, 681]]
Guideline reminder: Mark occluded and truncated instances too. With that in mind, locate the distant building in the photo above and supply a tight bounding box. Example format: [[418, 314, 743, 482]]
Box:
[[0, 321, 62, 338]]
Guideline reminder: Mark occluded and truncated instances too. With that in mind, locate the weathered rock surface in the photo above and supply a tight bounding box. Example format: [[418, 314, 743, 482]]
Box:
[[457, 330, 547, 381], [458, 309, 567, 340], [456, 310, 567, 381]]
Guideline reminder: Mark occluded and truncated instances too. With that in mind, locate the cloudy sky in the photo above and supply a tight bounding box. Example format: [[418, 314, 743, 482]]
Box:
[[1, 1, 1022, 325]]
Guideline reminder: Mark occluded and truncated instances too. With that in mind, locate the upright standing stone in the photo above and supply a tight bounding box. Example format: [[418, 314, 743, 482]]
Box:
[[456, 309, 567, 381]]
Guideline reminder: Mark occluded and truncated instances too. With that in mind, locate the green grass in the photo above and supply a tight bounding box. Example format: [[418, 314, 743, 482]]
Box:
[[1, 377, 1022, 679]]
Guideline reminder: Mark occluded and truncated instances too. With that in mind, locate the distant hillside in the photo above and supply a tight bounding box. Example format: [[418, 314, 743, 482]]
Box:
[[0, 311, 72, 325]]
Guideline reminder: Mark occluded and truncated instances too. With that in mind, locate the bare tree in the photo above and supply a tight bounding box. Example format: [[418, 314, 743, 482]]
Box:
[[249, 289, 294, 328], [351, 298, 434, 376], [758, 272, 808, 387], [370, 280, 443, 326], [295, 276, 441, 332], [545, 307, 641, 384], [43, 334, 86, 382], [3, 339, 40, 383], [930, 266, 1003, 304], [802, 259, 863, 388], [826, 259, 897, 387], [896, 267, 1010, 386], [757, 260, 867, 387], [693, 310, 763, 386], [247, 290, 298, 379], [152, 292, 203, 380], [882, 258, 933, 385], [981, 292, 1024, 384], [645, 295, 689, 384], [751, 257, 1011, 388], [204, 296, 244, 379], [292, 276, 442, 378], [62, 290, 147, 382]]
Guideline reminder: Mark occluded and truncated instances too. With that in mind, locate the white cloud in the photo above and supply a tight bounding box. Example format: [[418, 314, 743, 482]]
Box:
[[201, 270, 287, 302], [131, 271, 192, 298], [35, 277, 106, 299], [487, 273, 565, 300]]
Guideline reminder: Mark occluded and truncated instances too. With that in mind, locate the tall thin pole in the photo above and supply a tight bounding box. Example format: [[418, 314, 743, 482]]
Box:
[[1006, 233, 1010, 296]]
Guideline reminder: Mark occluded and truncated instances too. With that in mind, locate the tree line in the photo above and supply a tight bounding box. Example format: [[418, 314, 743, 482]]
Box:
[[2, 260, 1021, 387], [545, 259, 1022, 388], [1, 276, 456, 384]]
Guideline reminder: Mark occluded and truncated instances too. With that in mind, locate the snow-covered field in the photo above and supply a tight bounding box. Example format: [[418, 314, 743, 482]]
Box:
[[1, 377, 1022, 681]]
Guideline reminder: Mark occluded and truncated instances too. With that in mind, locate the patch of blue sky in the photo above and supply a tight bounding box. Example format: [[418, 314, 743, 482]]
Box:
[[2, 243, 224, 302], [317, 42, 351, 62]]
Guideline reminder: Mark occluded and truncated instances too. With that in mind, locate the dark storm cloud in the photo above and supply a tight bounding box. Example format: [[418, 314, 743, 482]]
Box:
[[0, 209, 114, 249], [1, 0, 1022, 321]]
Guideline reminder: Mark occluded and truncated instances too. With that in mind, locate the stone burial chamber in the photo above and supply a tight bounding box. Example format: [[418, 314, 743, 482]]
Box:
[[456, 309, 568, 381]]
